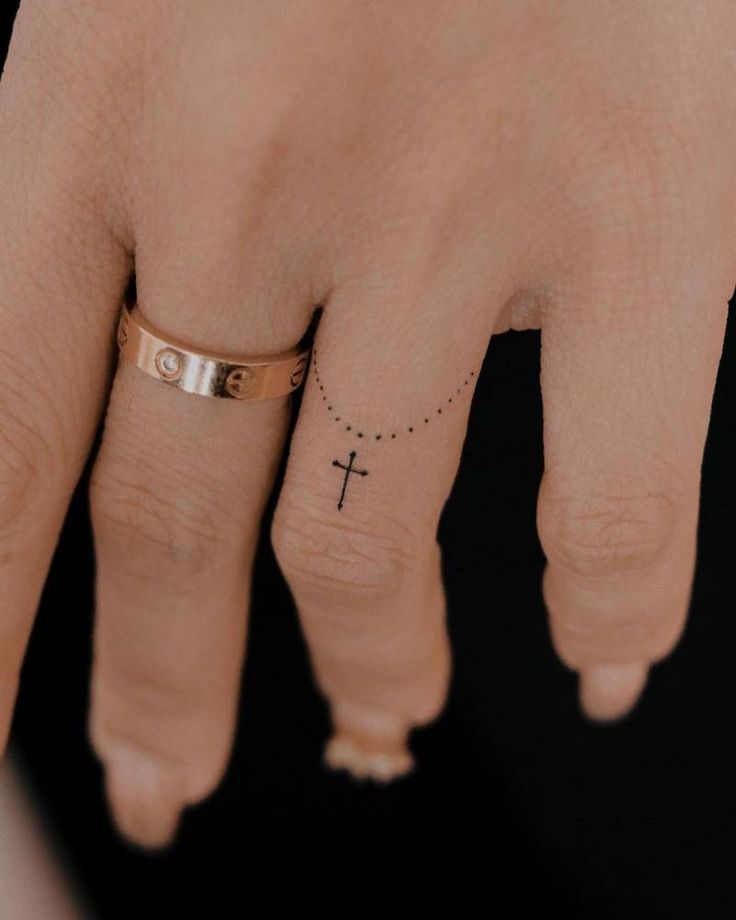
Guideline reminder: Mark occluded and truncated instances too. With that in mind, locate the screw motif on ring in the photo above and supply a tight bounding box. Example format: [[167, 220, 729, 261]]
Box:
[[225, 366, 257, 398], [155, 348, 183, 381], [289, 356, 307, 388]]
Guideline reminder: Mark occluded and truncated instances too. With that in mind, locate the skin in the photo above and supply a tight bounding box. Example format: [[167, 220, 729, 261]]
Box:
[[0, 0, 734, 849]]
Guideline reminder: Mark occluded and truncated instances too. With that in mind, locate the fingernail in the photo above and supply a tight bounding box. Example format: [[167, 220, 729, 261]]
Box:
[[578, 662, 649, 722], [324, 734, 415, 783], [104, 747, 185, 850]]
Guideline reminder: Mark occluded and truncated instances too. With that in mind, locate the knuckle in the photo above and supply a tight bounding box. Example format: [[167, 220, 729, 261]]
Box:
[[587, 106, 694, 203], [271, 497, 419, 603], [90, 464, 238, 580], [5, 2, 144, 205], [538, 482, 683, 579], [564, 115, 698, 266]]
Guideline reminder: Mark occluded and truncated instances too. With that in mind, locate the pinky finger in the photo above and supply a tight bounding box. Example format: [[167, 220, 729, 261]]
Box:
[[538, 269, 731, 721]]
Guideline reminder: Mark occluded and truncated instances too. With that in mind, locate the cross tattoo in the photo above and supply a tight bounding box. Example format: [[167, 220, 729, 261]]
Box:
[[332, 450, 369, 511]]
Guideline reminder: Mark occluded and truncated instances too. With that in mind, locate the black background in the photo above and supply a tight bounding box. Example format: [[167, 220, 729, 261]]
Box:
[[2, 6, 735, 917]]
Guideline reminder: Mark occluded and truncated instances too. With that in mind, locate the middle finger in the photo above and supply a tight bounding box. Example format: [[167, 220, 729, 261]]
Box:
[[89, 264, 312, 849]]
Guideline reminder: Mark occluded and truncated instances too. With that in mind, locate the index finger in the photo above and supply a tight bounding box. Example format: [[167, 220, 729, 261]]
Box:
[[0, 8, 128, 750]]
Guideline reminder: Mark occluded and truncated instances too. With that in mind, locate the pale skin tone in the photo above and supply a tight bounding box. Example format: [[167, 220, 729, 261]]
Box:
[[0, 0, 734, 849]]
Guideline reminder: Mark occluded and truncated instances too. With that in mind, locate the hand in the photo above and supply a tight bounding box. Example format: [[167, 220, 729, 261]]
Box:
[[1, 0, 734, 848]]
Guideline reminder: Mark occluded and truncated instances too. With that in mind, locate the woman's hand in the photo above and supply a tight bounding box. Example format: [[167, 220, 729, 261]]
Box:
[[1, 0, 734, 848]]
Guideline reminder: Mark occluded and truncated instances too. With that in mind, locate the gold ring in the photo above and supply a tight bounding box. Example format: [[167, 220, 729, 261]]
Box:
[[117, 303, 311, 400]]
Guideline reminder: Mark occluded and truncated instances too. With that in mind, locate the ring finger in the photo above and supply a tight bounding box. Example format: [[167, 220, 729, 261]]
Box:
[[271, 237, 520, 780]]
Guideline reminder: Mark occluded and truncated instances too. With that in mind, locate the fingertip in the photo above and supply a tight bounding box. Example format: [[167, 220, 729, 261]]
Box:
[[103, 746, 187, 851], [578, 662, 649, 723], [325, 700, 416, 783], [323, 734, 415, 784]]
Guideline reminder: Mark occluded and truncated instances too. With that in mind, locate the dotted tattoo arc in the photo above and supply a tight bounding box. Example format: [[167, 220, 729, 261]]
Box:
[[311, 346, 479, 442]]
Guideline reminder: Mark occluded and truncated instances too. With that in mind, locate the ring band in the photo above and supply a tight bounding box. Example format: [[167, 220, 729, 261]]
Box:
[[117, 303, 311, 400]]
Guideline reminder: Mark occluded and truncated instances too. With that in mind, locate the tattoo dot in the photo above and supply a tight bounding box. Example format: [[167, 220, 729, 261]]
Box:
[[327, 405, 332, 410], [319, 385, 324, 391], [437, 408, 442, 414], [391, 433, 396, 439], [408, 427, 414, 433], [424, 418, 429, 424], [375, 434, 382, 440], [346, 426, 352, 431], [470, 371, 475, 376], [448, 397, 453, 402], [335, 417, 341, 421], [357, 432, 364, 438]]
